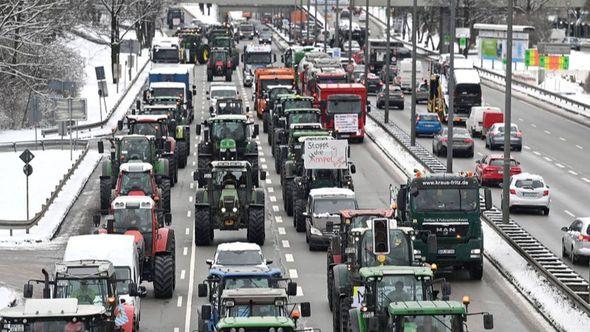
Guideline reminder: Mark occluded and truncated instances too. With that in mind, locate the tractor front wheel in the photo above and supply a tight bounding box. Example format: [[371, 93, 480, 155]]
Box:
[[153, 254, 175, 298], [294, 198, 306, 232], [247, 207, 265, 245], [161, 178, 171, 213], [100, 177, 111, 214], [207, 71, 213, 82], [225, 71, 232, 82], [168, 157, 177, 186], [197, 45, 210, 64], [177, 141, 188, 168], [263, 112, 269, 134], [284, 180, 294, 216], [195, 207, 211, 246]]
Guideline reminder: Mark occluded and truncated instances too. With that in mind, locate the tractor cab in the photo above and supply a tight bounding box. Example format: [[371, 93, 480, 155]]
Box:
[[213, 97, 247, 117], [124, 115, 172, 146], [117, 162, 157, 197], [284, 108, 322, 127], [197, 114, 258, 163]]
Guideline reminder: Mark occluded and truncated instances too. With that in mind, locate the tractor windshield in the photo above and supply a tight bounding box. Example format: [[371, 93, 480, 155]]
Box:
[[214, 169, 247, 188], [244, 52, 272, 64], [216, 250, 264, 266], [376, 275, 425, 311], [391, 314, 460, 332], [212, 51, 228, 62], [228, 303, 283, 317], [152, 87, 184, 98], [284, 99, 313, 110], [211, 89, 237, 99], [132, 123, 164, 137], [113, 208, 152, 233], [211, 121, 246, 142], [411, 188, 478, 212], [217, 101, 243, 114], [269, 88, 293, 100], [288, 112, 320, 124], [55, 278, 109, 306], [153, 48, 180, 63], [120, 171, 153, 195], [327, 98, 362, 114], [224, 277, 272, 289], [212, 38, 231, 48], [360, 229, 411, 267], [310, 169, 340, 188], [121, 139, 150, 161]]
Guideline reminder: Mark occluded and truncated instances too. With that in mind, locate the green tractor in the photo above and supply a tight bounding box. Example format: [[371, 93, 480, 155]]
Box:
[[177, 28, 210, 64], [193, 161, 266, 246], [275, 122, 325, 175], [141, 100, 191, 157], [210, 35, 239, 70], [268, 94, 315, 148], [196, 114, 260, 186], [271, 107, 322, 161], [97, 135, 170, 211]]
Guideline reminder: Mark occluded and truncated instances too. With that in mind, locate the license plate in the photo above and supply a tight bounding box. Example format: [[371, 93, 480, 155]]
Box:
[[438, 249, 455, 255], [523, 193, 537, 197], [497, 170, 503, 174], [362, 312, 375, 318]]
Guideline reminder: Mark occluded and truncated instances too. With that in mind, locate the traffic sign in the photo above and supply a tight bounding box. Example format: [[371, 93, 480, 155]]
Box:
[[538, 43, 571, 55], [95, 66, 106, 80], [23, 164, 33, 176], [48, 81, 76, 95], [120, 39, 140, 54], [55, 98, 88, 121], [19, 149, 35, 164], [456, 28, 470, 39], [98, 80, 109, 97]]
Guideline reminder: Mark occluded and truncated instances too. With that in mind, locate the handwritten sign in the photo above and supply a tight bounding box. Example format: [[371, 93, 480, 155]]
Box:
[[334, 114, 358, 133], [304, 139, 348, 169]]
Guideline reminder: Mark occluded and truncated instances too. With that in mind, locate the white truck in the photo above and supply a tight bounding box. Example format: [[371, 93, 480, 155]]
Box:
[[399, 58, 427, 94]]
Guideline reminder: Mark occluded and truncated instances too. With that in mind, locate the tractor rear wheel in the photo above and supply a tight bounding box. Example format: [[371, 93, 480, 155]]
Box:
[[168, 157, 177, 187], [284, 180, 295, 216], [197, 155, 211, 187], [161, 179, 171, 213], [207, 71, 213, 82], [294, 198, 306, 232], [153, 254, 175, 298], [247, 207, 265, 245], [225, 71, 232, 82], [177, 141, 188, 169], [197, 45, 210, 64], [263, 112, 269, 134], [195, 207, 211, 246], [100, 177, 111, 214]]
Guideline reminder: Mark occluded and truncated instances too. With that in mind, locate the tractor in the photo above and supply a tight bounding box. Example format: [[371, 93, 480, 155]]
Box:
[[140, 100, 191, 157], [196, 114, 260, 185], [261, 85, 296, 134], [209, 35, 239, 70], [211, 97, 249, 117], [97, 135, 170, 211], [268, 94, 315, 148], [275, 122, 326, 175], [176, 28, 210, 64], [193, 161, 266, 246], [94, 195, 176, 299], [207, 49, 233, 82], [271, 108, 322, 160]]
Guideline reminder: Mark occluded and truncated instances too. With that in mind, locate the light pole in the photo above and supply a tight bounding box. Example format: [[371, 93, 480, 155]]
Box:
[[410, 0, 417, 145], [324, 0, 328, 52], [335, 0, 340, 48], [384, 0, 391, 123], [307, 0, 311, 41], [300, 0, 304, 41], [364, 0, 369, 88], [446, 0, 455, 172], [348, 0, 353, 65], [502, 0, 514, 224], [314, 0, 318, 45]]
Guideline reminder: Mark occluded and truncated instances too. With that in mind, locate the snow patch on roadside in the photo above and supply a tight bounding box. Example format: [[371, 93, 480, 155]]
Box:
[[181, 3, 219, 25], [0, 287, 17, 308], [0, 150, 101, 246]]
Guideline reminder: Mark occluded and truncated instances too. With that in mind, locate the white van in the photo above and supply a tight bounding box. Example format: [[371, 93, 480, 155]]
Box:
[[64, 234, 144, 329], [466, 106, 501, 137]]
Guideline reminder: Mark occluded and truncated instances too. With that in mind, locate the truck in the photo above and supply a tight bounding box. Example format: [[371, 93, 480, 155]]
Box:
[[146, 67, 195, 114], [151, 37, 181, 64], [316, 83, 370, 142], [242, 44, 274, 87], [254, 71, 296, 118], [398, 58, 428, 94], [394, 172, 493, 280], [451, 67, 482, 123], [167, 7, 184, 29]]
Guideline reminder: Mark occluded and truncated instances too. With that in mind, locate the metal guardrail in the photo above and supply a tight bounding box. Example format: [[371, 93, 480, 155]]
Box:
[[0, 140, 91, 234]]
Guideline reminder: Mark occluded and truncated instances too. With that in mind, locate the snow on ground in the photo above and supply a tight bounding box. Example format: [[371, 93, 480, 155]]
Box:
[[0, 287, 16, 308], [0, 149, 83, 220], [181, 3, 219, 25], [364, 116, 590, 331], [0, 150, 101, 245]]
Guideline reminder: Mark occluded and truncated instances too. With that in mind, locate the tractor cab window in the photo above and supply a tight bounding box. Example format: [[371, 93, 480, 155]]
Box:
[[215, 170, 247, 188], [229, 303, 282, 317], [114, 208, 152, 233], [211, 121, 246, 141], [55, 278, 109, 306], [120, 171, 153, 195], [360, 229, 411, 267], [216, 250, 263, 266], [311, 169, 340, 188], [121, 139, 149, 161], [269, 88, 293, 100], [217, 101, 243, 115], [288, 112, 320, 125], [212, 38, 231, 48], [212, 51, 227, 62], [376, 275, 424, 310], [284, 99, 313, 110], [224, 277, 271, 290], [8, 319, 108, 332], [211, 89, 237, 99], [133, 123, 163, 138], [152, 87, 184, 98]]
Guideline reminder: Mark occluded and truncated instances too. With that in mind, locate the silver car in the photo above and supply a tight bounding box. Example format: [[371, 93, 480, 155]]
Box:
[[561, 218, 590, 264], [432, 127, 474, 157], [485, 123, 523, 151]]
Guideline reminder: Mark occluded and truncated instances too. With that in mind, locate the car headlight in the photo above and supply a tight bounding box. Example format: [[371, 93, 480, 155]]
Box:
[[232, 207, 238, 213], [471, 249, 481, 254], [310, 227, 322, 236], [221, 207, 227, 213]]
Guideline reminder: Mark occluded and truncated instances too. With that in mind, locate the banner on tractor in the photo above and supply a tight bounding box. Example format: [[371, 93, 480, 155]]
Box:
[[304, 139, 348, 169]]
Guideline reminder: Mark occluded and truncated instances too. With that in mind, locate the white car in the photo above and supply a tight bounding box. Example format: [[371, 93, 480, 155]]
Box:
[[206, 242, 272, 269], [561, 218, 590, 264], [507, 173, 550, 215], [207, 84, 238, 111]]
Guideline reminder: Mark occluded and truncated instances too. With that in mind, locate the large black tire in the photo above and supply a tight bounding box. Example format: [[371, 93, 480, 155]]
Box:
[[332, 294, 341, 332], [225, 71, 232, 82], [284, 180, 294, 216], [196, 45, 210, 64], [247, 207, 265, 245], [207, 71, 213, 82], [195, 207, 211, 246], [339, 300, 350, 332], [153, 254, 175, 298], [294, 198, 306, 232], [327, 267, 334, 311], [100, 177, 111, 214], [275, 151, 282, 174], [177, 142, 188, 169], [168, 157, 177, 186], [469, 261, 483, 280], [263, 112, 269, 134], [161, 179, 171, 213]]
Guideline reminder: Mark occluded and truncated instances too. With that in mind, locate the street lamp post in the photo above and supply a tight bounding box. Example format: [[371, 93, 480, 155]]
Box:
[[410, 0, 417, 145], [335, 0, 340, 48], [324, 0, 328, 52], [348, 0, 353, 65], [307, 0, 311, 41], [364, 0, 369, 88], [446, 0, 456, 172], [502, 0, 514, 224], [384, 0, 391, 123]]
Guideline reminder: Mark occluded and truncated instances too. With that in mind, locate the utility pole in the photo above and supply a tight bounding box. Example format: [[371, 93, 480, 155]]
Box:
[[348, 0, 353, 65], [446, 0, 456, 172], [324, 0, 328, 52], [300, 0, 304, 41], [502, 0, 514, 224], [314, 0, 318, 45], [364, 0, 369, 88], [335, 0, 339, 48], [307, 0, 311, 41], [384, 0, 391, 123], [410, 0, 417, 145]]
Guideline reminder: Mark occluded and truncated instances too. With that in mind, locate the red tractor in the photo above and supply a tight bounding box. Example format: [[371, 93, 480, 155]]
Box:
[[94, 195, 175, 298]]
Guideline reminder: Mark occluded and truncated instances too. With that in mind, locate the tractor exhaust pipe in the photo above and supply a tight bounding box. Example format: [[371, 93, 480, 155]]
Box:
[[41, 269, 51, 299]]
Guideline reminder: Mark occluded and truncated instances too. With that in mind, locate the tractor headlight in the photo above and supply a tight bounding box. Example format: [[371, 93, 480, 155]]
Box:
[[232, 207, 238, 213], [310, 227, 322, 236], [221, 207, 227, 213]]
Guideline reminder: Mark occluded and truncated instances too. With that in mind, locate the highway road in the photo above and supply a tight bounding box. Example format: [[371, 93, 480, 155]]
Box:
[[0, 6, 560, 332]]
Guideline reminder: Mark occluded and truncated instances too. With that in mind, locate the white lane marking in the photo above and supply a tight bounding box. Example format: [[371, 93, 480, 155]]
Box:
[[523, 145, 531, 150], [576, 145, 584, 150], [533, 151, 541, 156], [181, 270, 186, 280], [477, 152, 483, 157], [531, 123, 537, 128], [177, 296, 183, 307], [175, 328, 180, 332], [183, 247, 188, 256], [195, 143, 198, 148], [261, 164, 268, 169], [518, 118, 524, 122], [185, 227, 190, 235], [184, 225, 197, 332], [285, 253, 294, 262], [569, 170, 578, 176], [260, 151, 265, 156], [257, 145, 263, 151], [267, 187, 274, 193], [189, 196, 193, 203], [260, 157, 266, 163], [559, 137, 566, 141], [266, 178, 272, 184], [289, 269, 299, 279], [270, 196, 277, 202], [296, 286, 304, 296], [582, 177, 590, 183], [565, 210, 575, 217], [275, 216, 283, 223], [272, 205, 280, 212], [187, 210, 191, 218], [544, 130, 551, 135], [193, 151, 197, 156], [543, 156, 552, 162], [278, 227, 286, 235], [282, 240, 290, 248], [190, 182, 194, 189], [555, 163, 565, 168], [192, 161, 196, 166]]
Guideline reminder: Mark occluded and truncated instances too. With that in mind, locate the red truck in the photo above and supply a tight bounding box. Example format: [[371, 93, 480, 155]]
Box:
[[316, 83, 369, 142]]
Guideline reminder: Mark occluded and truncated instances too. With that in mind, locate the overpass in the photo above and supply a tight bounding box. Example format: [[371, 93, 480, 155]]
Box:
[[181, 0, 585, 8]]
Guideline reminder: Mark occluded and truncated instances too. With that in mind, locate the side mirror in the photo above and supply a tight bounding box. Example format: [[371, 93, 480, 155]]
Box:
[[117, 120, 124, 131], [287, 282, 298, 296], [483, 313, 494, 330], [209, 106, 214, 114], [475, 159, 481, 164], [349, 164, 356, 174], [128, 282, 138, 296], [206, 96, 210, 100], [198, 283, 208, 297], [252, 124, 259, 138], [23, 284, 33, 298], [193, 171, 199, 181], [136, 100, 141, 111], [240, 54, 244, 61], [484, 188, 492, 210], [106, 218, 114, 233], [97, 141, 104, 154], [561, 226, 569, 232], [246, 106, 250, 113], [260, 171, 267, 181], [367, 105, 371, 113], [93, 214, 101, 227], [273, 53, 277, 62], [192, 89, 196, 96], [164, 213, 172, 226], [300, 302, 311, 317], [201, 304, 212, 320], [131, 109, 136, 115], [206, 259, 213, 266], [427, 233, 437, 257], [196, 124, 202, 136], [326, 221, 334, 233], [192, 84, 196, 90]]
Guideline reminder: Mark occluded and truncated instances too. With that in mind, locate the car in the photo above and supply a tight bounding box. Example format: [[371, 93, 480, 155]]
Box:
[[258, 29, 272, 44], [432, 127, 474, 157], [207, 242, 272, 270], [414, 113, 441, 136], [506, 173, 550, 215], [207, 83, 238, 111], [561, 218, 590, 264], [475, 154, 522, 186], [360, 73, 382, 94], [376, 85, 404, 110], [415, 81, 429, 103], [485, 123, 523, 151], [378, 65, 398, 84]]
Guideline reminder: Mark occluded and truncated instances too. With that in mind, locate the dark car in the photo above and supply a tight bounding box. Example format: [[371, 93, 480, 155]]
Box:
[[379, 65, 398, 84], [432, 127, 474, 157], [416, 81, 429, 104], [360, 73, 382, 95], [376, 85, 404, 110], [258, 30, 272, 44]]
